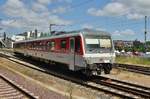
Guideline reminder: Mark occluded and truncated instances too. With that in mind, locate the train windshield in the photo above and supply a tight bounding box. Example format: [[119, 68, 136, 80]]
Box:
[[85, 36, 112, 53]]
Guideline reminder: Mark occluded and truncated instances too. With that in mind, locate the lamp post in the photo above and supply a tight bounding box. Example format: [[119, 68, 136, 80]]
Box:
[[144, 16, 147, 53], [0, 19, 2, 30]]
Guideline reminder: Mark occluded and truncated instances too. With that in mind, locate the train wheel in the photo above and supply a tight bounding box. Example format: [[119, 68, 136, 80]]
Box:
[[97, 66, 102, 75], [97, 70, 101, 75], [103, 65, 110, 74], [107, 64, 112, 71]]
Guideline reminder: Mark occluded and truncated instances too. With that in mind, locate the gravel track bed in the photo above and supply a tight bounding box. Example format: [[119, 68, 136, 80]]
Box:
[[0, 64, 67, 99], [0, 77, 28, 99]]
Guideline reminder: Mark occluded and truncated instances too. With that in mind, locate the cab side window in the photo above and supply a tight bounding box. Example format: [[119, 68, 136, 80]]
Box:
[[75, 38, 81, 53]]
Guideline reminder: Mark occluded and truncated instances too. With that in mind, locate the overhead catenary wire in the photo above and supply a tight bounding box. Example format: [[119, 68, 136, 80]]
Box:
[[40, 0, 94, 30]]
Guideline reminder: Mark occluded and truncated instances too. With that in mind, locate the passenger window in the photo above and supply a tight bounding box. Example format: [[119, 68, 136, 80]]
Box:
[[61, 40, 67, 49], [50, 41, 55, 50]]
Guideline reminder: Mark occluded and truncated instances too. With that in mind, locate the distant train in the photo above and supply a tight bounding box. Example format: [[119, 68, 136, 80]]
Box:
[[13, 29, 116, 76]]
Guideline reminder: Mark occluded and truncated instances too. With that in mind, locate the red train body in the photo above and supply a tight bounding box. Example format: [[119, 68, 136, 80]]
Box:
[[14, 29, 115, 76]]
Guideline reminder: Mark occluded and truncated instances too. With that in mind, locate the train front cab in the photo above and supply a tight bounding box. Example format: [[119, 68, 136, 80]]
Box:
[[81, 34, 115, 76], [68, 34, 115, 76]]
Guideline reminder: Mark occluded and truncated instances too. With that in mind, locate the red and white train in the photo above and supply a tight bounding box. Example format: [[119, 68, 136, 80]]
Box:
[[13, 29, 115, 76]]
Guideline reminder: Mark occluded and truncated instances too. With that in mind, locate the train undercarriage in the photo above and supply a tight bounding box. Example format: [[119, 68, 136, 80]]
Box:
[[82, 63, 112, 76]]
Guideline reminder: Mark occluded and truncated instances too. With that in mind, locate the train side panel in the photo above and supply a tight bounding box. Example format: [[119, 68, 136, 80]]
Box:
[[13, 35, 86, 71]]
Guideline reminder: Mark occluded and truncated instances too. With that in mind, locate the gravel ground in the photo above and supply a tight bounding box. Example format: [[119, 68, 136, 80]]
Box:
[[0, 57, 115, 99], [0, 77, 28, 99], [0, 61, 67, 99]]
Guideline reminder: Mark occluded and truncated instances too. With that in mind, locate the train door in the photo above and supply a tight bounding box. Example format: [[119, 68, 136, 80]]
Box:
[[69, 38, 75, 70]]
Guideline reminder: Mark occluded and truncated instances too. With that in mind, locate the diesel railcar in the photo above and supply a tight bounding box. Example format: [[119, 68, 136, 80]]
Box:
[[13, 29, 116, 76]]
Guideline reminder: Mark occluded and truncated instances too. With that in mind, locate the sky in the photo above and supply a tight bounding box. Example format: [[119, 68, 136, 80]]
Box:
[[0, 0, 150, 41]]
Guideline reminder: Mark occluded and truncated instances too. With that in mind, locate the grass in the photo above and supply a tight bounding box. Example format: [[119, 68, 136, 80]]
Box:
[[116, 56, 150, 67], [0, 48, 14, 53]]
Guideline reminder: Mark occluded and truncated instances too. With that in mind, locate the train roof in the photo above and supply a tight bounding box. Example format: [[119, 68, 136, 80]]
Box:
[[74, 28, 110, 35], [14, 29, 111, 43], [59, 28, 110, 35]]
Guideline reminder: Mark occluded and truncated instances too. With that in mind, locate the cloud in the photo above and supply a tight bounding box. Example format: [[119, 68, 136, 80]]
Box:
[[32, 2, 48, 12], [82, 24, 93, 29], [113, 29, 136, 36], [88, 2, 128, 16], [3, 0, 27, 17], [37, 0, 53, 5], [51, 6, 67, 14], [1, 0, 71, 33], [126, 13, 144, 20], [81, 24, 105, 31], [37, 0, 72, 5], [88, 0, 150, 20]]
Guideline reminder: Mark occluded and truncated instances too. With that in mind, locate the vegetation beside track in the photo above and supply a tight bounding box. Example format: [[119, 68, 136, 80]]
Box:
[[0, 48, 13, 53], [116, 56, 150, 67]]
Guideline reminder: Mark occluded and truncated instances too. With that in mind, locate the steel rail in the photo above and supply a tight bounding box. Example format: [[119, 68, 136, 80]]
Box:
[[114, 63, 150, 75], [0, 75, 36, 99], [91, 76, 150, 98]]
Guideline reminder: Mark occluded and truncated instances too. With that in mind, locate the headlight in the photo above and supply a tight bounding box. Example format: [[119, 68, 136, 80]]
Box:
[[104, 60, 110, 63]]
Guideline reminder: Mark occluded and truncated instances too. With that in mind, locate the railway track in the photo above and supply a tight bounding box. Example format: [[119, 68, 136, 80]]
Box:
[[0, 75, 36, 99], [114, 63, 150, 75], [0, 52, 150, 98], [89, 76, 150, 98]]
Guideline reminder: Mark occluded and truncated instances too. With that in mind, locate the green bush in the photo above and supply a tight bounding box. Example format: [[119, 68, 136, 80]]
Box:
[[116, 56, 150, 67]]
